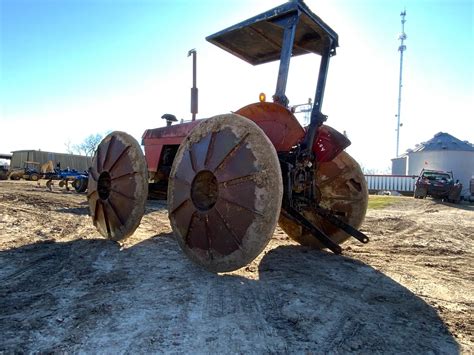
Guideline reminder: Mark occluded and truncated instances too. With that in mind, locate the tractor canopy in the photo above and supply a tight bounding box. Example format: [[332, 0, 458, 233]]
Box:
[[206, 0, 339, 65]]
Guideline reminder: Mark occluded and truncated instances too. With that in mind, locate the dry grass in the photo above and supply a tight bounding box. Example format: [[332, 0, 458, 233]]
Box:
[[367, 195, 399, 209]]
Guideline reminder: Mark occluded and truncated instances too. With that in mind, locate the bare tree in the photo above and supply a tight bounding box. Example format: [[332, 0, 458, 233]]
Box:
[[361, 165, 392, 175], [73, 134, 103, 157], [64, 139, 75, 154]]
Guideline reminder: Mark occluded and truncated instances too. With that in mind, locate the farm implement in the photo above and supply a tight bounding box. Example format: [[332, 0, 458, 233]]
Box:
[[87, 0, 369, 272], [45, 168, 88, 193]]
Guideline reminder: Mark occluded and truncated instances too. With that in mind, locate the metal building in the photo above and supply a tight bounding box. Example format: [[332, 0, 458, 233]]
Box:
[[392, 132, 474, 197], [10, 150, 92, 172]]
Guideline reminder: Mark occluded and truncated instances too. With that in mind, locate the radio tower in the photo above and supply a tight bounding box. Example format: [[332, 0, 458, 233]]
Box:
[[396, 10, 407, 157]]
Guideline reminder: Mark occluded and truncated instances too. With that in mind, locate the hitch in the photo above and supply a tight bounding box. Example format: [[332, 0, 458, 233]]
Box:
[[281, 207, 342, 254], [312, 205, 370, 244]]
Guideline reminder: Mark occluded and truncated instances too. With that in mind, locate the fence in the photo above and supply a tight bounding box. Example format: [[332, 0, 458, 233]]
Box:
[[364, 174, 418, 195]]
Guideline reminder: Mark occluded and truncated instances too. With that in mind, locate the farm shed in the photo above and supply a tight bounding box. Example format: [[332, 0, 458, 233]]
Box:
[[0, 153, 12, 160], [0, 153, 12, 180], [10, 150, 92, 172], [392, 132, 474, 197]]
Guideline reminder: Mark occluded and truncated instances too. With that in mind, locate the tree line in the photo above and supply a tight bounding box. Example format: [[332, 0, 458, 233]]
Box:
[[64, 134, 104, 157]]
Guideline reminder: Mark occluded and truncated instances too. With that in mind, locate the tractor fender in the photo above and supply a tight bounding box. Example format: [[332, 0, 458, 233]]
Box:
[[236, 102, 350, 160], [236, 102, 305, 152]]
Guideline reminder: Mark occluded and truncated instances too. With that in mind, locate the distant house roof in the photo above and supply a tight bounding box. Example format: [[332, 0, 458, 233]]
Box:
[[411, 132, 474, 152]]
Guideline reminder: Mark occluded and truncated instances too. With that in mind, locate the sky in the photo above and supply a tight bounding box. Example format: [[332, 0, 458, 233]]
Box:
[[1, 0, 473, 172]]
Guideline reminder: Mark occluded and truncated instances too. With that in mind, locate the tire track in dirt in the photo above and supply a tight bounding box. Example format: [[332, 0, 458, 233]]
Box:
[[0, 182, 472, 352]]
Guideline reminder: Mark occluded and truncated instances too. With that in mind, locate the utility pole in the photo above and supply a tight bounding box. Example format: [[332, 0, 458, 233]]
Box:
[[396, 10, 407, 157]]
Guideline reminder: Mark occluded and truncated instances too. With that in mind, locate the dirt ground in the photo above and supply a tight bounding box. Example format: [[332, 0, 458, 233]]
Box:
[[0, 180, 472, 353]]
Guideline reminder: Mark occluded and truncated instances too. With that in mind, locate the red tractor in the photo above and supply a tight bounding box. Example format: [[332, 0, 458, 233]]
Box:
[[87, 0, 369, 272]]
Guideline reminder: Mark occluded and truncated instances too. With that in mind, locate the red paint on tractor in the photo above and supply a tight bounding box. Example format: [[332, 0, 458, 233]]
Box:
[[141, 104, 350, 173], [236, 102, 305, 152], [142, 120, 201, 172], [312, 125, 351, 163], [236, 102, 350, 161]]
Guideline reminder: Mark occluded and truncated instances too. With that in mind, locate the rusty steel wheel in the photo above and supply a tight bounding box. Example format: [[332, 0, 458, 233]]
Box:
[[168, 114, 283, 273], [279, 151, 368, 249], [87, 131, 148, 241]]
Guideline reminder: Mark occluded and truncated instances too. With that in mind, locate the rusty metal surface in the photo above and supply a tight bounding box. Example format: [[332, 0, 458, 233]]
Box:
[[312, 124, 351, 162], [168, 114, 282, 272], [279, 151, 368, 248], [143, 144, 164, 173], [142, 120, 201, 141], [206, 0, 338, 66], [142, 120, 202, 173], [236, 102, 305, 152], [88, 131, 148, 241]]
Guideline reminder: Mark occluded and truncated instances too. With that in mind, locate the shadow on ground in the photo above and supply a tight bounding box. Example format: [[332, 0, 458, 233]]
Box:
[[0, 236, 459, 353]]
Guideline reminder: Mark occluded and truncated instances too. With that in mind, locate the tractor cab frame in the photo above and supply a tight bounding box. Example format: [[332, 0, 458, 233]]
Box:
[[206, 0, 338, 155], [208, 0, 368, 253]]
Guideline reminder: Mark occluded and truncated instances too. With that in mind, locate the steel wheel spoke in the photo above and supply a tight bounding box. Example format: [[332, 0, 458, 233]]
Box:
[[214, 207, 243, 251], [173, 177, 190, 186], [111, 171, 137, 181], [218, 173, 257, 187], [213, 133, 249, 174], [92, 198, 100, 223], [204, 218, 214, 260], [204, 128, 241, 172], [189, 148, 197, 173], [184, 212, 198, 245], [186, 212, 210, 251], [87, 189, 98, 199], [100, 201, 112, 238], [170, 197, 192, 215], [175, 150, 195, 184], [110, 188, 136, 201], [102, 135, 116, 171], [107, 199, 125, 226], [219, 196, 263, 216], [108, 145, 131, 173], [191, 131, 212, 171], [204, 132, 216, 169]]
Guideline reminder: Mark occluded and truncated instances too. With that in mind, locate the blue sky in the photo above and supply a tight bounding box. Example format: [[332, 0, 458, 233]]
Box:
[[1, 0, 473, 172]]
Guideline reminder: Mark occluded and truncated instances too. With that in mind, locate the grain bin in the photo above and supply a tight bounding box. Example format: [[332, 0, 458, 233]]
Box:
[[399, 133, 474, 198]]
